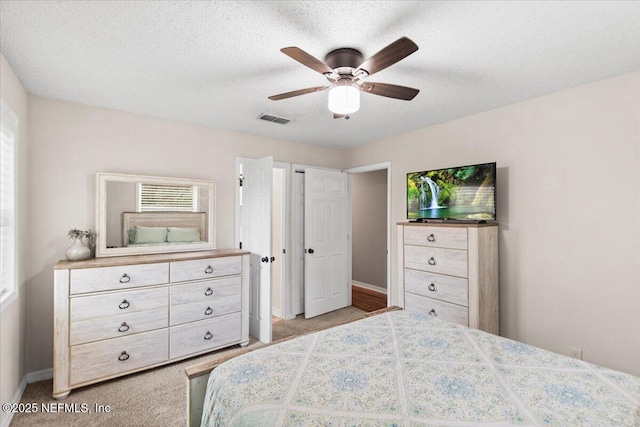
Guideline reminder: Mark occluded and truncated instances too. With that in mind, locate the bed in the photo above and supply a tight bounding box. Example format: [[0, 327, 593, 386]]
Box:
[[186, 308, 640, 426], [122, 212, 206, 246]]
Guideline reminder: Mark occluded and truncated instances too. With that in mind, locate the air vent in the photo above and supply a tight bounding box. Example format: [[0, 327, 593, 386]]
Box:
[[259, 114, 290, 125]]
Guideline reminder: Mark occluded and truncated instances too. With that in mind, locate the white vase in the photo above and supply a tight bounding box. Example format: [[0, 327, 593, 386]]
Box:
[[65, 237, 91, 261]]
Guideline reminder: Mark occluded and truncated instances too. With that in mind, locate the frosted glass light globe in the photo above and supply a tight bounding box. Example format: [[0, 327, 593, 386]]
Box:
[[328, 84, 360, 115]]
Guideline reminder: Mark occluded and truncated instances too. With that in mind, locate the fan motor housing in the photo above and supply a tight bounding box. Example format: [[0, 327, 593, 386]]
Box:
[[324, 48, 363, 72]]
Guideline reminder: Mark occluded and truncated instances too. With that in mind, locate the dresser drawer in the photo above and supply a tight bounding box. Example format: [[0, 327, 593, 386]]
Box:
[[404, 245, 468, 277], [170, 276, 241, 306], [405, 269, 468, 307], [404, 226, 468, 250], [405, 293, 468, 327], [171, 295, 241, 326], [170, 256, 242, 283], [70, 287, 168, 321], [70, 308, 168, 346], [70, 329, 168, 385], [169, 312, 241, 359], [70, 263, 169, 294]]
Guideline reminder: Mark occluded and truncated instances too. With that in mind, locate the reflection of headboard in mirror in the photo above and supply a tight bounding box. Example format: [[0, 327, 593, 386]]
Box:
[[122, 212, 206, 246]]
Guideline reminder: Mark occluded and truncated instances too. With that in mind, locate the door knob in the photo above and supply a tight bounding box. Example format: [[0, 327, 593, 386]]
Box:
[[308, 248, 315, 254]]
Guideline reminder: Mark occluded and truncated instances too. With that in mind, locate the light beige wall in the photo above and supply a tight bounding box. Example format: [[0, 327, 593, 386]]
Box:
[[351, 169, 387, 289], [105, 180, 136, 247], [345, 71, 640, 376], [25, 96, 344, 372], [0, 54, 28, 424]]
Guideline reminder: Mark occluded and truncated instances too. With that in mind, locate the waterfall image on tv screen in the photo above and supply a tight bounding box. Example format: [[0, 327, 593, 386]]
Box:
[[407, 162, 496, 220]]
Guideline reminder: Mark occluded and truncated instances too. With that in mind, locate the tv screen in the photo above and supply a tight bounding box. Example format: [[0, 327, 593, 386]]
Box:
[[407, 162, 496, 221]]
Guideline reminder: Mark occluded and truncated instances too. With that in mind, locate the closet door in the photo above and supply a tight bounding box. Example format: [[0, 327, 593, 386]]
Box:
[[304, 168, 350, 318]]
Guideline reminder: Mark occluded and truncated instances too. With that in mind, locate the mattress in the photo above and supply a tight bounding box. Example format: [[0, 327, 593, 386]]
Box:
[[201, 310, 640, 426]]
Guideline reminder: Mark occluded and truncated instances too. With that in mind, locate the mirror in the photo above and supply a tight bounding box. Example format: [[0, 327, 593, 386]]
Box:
[[96, 172, 216, 257]]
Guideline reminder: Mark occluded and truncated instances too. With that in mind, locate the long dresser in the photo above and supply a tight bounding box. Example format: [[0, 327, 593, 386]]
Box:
[[397, 222, 499, 334], [53, 249, 249, 398]]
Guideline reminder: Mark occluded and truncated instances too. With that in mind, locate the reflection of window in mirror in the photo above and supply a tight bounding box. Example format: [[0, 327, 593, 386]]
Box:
[[137, 183, 198, 212]]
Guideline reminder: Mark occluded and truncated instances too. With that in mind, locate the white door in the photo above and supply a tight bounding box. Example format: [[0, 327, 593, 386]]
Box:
[[241, 156, 273, 343], [304, 168, 350, 318]]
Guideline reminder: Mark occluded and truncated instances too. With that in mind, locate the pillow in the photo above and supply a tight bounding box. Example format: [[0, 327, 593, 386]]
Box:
[[127, 228, 137, 244], [132, 226, 168, 244], [167, 227, 201, 243]]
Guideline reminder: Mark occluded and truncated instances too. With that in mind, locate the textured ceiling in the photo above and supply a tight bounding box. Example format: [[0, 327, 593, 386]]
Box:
[[1, 1, 640, 149]]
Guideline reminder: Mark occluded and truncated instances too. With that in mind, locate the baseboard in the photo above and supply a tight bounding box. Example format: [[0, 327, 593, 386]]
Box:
[[272, 307, 283, 319], [352, 280, 387, 295], [25, 367, 53, 383], [1, 377, 27, 427]]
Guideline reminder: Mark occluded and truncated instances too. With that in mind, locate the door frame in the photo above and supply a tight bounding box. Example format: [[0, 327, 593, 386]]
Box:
[[343, 162, 392, 307]]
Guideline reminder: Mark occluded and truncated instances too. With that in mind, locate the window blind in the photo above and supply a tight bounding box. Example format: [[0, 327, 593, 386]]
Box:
[[138, 183, 197, 212]]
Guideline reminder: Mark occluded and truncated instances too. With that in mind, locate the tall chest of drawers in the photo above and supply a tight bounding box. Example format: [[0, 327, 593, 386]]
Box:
[[397, 223, 499, 334], [53, 249, 249, 398]]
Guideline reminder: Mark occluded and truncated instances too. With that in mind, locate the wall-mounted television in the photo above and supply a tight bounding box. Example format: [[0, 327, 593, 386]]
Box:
[[406, 162, 496, 221]]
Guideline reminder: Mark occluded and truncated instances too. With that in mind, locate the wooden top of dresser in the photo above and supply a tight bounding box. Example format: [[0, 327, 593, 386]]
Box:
[[398, 221, 498, 228], [55, 249, 249, 270]]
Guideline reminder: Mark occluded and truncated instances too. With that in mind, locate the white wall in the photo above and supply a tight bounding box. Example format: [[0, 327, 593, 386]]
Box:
[[345, 71, 640, 376], [0, 54, 28, 427], [351, 169, 387, 289], [25, 96, 344, 373]]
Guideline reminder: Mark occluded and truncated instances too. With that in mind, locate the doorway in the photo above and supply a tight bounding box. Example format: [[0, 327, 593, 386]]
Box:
[[237, 159, 389, 343], [345, 162, 391, 308]]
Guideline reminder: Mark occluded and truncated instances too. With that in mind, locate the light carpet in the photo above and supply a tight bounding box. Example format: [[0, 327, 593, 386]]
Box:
[[11, 306, 365, 427]]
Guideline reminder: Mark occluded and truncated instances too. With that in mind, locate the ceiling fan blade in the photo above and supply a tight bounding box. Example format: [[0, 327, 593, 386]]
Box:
[[360, 82, 419, 100], [281, 47, 334, 75], [268, 85, 329, 101], [356, 37, 418, 77]]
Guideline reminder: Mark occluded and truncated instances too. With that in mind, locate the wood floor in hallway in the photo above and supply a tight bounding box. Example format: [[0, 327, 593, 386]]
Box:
[[352, 284, 387, 312]]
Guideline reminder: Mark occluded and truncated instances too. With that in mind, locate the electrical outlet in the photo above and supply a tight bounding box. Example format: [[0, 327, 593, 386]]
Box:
[[569, 347, 583, 360]]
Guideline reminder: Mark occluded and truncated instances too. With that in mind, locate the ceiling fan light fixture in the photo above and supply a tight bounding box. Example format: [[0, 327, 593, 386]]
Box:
[[328, 81, 360, 115]]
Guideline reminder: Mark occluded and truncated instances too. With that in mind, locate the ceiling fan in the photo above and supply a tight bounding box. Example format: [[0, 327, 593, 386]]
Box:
[[268, 37, 419, 118]]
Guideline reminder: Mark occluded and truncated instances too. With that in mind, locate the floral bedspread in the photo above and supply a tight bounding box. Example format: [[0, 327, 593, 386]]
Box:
[[201, 310, 640, 426]]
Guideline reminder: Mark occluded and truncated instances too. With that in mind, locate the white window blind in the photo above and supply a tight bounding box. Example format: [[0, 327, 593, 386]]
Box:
[[137, 183, 198, 212], [1, 99, 18, 309]]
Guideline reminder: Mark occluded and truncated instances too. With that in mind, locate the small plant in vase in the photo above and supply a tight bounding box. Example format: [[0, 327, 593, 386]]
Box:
[[65, 228, 93, 261], [84, 229, 97, 250]]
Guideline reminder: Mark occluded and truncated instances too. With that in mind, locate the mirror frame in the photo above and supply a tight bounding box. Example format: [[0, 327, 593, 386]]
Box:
[[95, 172, 216, 257]]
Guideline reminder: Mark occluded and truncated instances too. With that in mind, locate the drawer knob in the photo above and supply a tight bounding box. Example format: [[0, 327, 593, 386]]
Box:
[[119, 273, 131, 283], [204, 331, 213, 340], [118, 351, 130, 361], [204, 265, 214, 274], [204, 287, 213, 296], [118, 322, 130, 333], [204, 307, 213, 316], [428, 257, 436, 266], [428, 283, 437, 292], [119, 300, 130, 309], [427, 233, 435, 242], [428, 309, 438, 317]]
